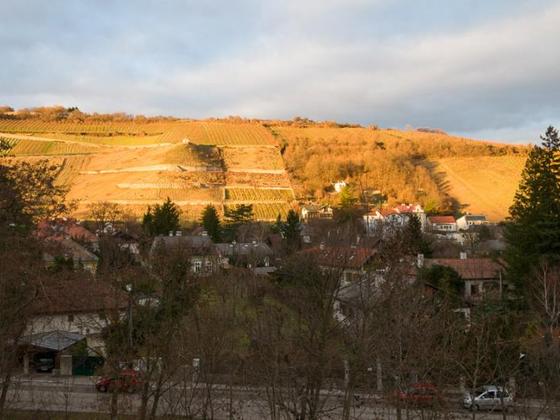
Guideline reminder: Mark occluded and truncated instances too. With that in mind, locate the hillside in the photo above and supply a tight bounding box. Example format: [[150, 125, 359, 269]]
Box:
[[0, 112, 529, 222], [0, 118, 295, 221], [272, 125, 528, 220]]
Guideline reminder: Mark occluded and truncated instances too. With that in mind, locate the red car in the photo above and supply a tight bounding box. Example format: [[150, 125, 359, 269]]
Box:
[[397, 383, 441, 407], [95, 369, 143, 393]]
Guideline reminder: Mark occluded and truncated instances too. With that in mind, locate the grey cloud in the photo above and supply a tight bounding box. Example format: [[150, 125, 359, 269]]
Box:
[[1, 1, 558, 142]]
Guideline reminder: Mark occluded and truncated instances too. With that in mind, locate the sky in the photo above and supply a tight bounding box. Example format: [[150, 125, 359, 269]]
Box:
[[1, 0, 559, 143]]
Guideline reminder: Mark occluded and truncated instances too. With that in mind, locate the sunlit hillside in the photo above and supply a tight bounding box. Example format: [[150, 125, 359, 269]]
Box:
[[273, 125, 528, 218], [0, 118, 295, 221], [0, 112, 529, 221]]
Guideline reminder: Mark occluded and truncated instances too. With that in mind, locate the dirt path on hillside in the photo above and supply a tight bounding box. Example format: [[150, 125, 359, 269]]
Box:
[[80, 164, 221, 174], [228, 168, 286, 174]]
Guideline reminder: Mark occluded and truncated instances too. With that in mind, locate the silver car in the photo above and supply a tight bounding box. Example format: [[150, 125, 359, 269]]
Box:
[[463, 385, 513, 411]]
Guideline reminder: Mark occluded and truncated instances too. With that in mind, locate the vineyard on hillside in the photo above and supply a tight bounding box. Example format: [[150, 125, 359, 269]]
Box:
[[226, 202, 293, 221], [0, 119, 175, 135], [160, 122, 277, 146], [5, 139, 99, 156], [225, 187, 295, 201]]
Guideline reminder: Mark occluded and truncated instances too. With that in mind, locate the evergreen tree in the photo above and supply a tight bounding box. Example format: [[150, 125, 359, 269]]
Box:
[[404, 214, 432, 257], [142, 198, 181, 236], [223, 204, 253, 241], [224, 204, 253, 225], [142, 206, 154, 236], [505, 126, 560, 301], [282, 209, 301, 252], [201, 205, 221, 242]]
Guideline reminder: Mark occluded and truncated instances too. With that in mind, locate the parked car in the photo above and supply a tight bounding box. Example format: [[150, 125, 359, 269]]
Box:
[[397, 383, 441, 407], [463, 385, 513, 411], [95, 369, 143, 393]]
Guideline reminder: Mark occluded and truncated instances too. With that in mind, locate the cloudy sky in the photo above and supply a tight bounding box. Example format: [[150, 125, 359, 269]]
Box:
[[1, 0, 559, 143]]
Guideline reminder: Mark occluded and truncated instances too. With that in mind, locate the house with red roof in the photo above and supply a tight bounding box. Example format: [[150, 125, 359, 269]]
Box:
[[427, 215, 457, 233], [302, 245, 377, 284], [423, 255, 504, 301], [363, 203, 426, 234]]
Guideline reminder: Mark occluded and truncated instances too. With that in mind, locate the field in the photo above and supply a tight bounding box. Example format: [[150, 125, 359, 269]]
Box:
[[436, 156, 527, 221], [226, 202, 293, 221], [160, 121, 277, 146], [221, 146, 285, 170], [1, 119, 294, 221], [225, 187, 295, 201], [0, 119, 174, 135]]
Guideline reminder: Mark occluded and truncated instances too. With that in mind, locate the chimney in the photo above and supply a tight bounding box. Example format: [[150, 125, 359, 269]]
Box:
[[417, 253, 424, 268], [460, 252, 467, 260], [175, 230, 182, 237]]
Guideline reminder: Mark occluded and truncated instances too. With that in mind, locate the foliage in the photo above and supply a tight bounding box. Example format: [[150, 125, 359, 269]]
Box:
[[419, 265, 464, 303], [141, 197, 181, 236], [201, 205, 221, 242], [403, 215, 432, 257], [224, 203, 253, 224], [1, 157, 70, 227], [505, 126, 560, 302]]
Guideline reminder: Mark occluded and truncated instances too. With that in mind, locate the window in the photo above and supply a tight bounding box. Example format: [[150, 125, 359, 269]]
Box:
[[67, 314, 74, 323], [471, 284, 479, 296], [192, 260, 202, 273]]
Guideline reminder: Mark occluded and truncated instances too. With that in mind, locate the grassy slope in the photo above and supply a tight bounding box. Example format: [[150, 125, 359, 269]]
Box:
[[435, 156, 526, 221]]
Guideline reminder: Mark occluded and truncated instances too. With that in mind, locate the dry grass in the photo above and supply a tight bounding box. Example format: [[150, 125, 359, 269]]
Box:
[[221, 146, 284, 170], [436, 156, 527, 221]]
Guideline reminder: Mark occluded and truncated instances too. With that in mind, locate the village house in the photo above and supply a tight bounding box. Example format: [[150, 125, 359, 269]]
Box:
[[333, 180, 347, 193], [300, 204, 334, 222], [423, 254, 504, 302], [150, 232, 219, 275], [43, 237, 99, 274], [37, 219, 99, 251], [427, 215, 458, 233], [302, 244, 377, 284], [215, 241, 275, 273], [363, 203, 426, 235], [456, 214, 489, 230], [22, 279, 128, 375]]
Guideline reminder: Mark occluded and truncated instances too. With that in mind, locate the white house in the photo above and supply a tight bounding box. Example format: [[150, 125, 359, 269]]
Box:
[[333, 180, 347, 193], [363, 203, 426, 234], [301, 204, 334, 222], [427, 215, 457, 233], [456, 214, 489, 230]]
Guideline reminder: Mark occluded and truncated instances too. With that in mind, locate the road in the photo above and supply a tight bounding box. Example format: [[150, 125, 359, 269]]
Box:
[[5, 376, 552, 419]]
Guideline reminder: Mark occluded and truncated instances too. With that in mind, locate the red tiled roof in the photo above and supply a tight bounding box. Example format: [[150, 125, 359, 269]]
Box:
[[303, 246, 376, 270], [428, 215, 456, 224], [395, 204, 420, 213], [32, 279, 128, 316], [425, 258, 501, 280], [36, 219, 97, 243]]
